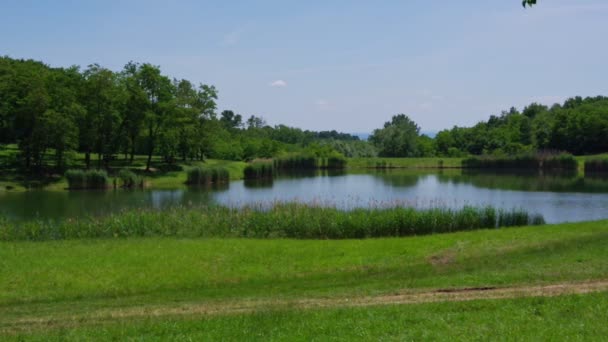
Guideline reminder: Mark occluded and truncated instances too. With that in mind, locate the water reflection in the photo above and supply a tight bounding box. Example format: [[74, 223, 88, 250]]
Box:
[[3, 170, 608, 224]]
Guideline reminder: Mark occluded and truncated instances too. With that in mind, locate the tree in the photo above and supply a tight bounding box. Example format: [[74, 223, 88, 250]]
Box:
[[220, 110, 243, 130], [246, 115, 267, 130], [523, 0, 536, 7], [81, 64, 122, 169], [134, 63, 175, 171], [370, 114, 421, 157]]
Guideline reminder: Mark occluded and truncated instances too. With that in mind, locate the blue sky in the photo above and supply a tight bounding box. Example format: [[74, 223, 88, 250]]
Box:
[[1, 1, 607, 133]]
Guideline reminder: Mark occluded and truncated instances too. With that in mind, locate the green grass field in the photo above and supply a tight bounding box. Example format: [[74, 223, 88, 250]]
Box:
[[6, 293, 607, 341], [1, 220, 607, 338]]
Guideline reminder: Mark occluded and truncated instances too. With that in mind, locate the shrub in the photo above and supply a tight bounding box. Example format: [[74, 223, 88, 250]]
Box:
[[244, 161, 274, 180], [323, 154, 347, 169], [65, 170, 86, 189], [186, 166, 229, 185], [65, 169, 108, 189], [274, 154, 318, 170], [118, 169, 142, 188], [585, 159, 608, 174], [463, 152, 577, 171]]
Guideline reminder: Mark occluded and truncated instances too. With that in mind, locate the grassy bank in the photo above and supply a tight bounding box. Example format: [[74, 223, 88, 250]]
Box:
[[0, 204, 544, 241], [1, 220, 607, 338]]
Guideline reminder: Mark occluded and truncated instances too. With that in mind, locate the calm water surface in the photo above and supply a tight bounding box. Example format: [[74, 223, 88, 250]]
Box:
[[2, 171, 608, 223]]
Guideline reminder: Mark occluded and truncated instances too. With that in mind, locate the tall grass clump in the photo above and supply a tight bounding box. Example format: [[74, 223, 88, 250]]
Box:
[[244, 161, 274, 180], [65, 170, 86, 189], [585, 159, 608, 174], [322, 154, 347, 169], [274, 154, 318, 170], [463, 152, 577, 171], [0, 204, 545, 241], [65, 169, 109, 189], [118, 169, 142, 188], [186, 166, 229, 185]]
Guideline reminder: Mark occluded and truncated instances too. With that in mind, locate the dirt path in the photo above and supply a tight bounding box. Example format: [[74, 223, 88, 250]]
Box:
[[3, 279, 608, 333]]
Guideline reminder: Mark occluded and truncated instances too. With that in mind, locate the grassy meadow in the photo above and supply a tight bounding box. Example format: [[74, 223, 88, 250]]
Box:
[[1, 220, 607, 338], [7, 293, 608, 341]]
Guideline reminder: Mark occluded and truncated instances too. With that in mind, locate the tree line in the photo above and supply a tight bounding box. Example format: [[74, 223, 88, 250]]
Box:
[[369, 97, 608, 158], [434, 96, 608, 157], [2, 56, 607, 171], [0, 56, 365, 173]]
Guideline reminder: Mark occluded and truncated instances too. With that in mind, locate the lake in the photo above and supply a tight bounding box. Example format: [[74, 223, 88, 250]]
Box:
[[2, 170, 608, 223]]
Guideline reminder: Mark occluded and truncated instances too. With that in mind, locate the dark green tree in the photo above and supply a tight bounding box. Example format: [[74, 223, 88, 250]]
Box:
[[370, 114, 421, 157]]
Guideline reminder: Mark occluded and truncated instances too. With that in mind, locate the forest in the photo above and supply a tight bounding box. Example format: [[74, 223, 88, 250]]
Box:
[[0, 56, 368, 173], [2, 56, 608, 174]]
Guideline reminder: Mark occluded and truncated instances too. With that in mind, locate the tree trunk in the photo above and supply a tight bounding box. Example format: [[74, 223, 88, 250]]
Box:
[[85, 151, 91, 169]]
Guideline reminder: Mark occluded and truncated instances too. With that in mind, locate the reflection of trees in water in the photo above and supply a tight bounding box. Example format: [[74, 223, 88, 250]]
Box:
[[370, 170, 437, 188], [436, 170, 608, 193], [244, 179, 274, 189], [275, 169, 346, 179]]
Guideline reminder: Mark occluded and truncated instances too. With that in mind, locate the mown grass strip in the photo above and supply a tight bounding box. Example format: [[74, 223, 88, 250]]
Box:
[[4, 292, 608, 341]]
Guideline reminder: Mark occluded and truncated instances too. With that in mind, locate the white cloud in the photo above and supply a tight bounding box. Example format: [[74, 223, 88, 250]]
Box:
[[269, 80, 287, 87]]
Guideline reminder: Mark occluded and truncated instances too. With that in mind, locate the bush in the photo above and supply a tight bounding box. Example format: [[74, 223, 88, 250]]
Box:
[[118, 169, 142, 188], [585, 159, 608, 174], [65, 170, 86, 189], [323, 154, 347, 169], [65, 169, 108, 189], [244, 161, 274, 180], [463, 152, 577, 171], [186, 166, 229, 185], [274, 154, 318, 170]]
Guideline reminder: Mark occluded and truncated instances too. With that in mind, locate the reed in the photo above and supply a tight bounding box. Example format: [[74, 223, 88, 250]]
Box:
[[322, 155, 348, 169], [65, 169, 109, 189], [244, 161, 274, 179], [186, 166, 229, 185], [0, 204, 545, 241], [117, 169, 142, 188], [274, 154, 318, 170], [584, 159, 608, 174], [463, 152, 577, 170]]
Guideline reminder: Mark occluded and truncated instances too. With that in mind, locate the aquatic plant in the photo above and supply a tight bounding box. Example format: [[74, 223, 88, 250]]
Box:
[[584, 159, 608, 174], [462, 152, 577, 170], [117, 169, 142, 188], [244, 161, 274, 179], [0, 204, 545, 241], [65, 169, 109, 189], [274, 154, 319, 170], [186, 166, 229, 185]]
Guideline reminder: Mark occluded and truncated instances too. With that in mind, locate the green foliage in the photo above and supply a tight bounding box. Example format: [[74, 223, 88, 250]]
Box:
[[462, 152, 577, 170], [370, 114, 421, 157], [117, 169, 142, 188], [436, 97, 608, 157], [243, 161, 274, 180], [186, 166, 229, 185], [318, 140, 377, 158], [584, 159, 608, 174], [274, 154, 319, 170], [64, 169, 109, 189], [323, 154, 348, 169], [0, 204, 544, 241]]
